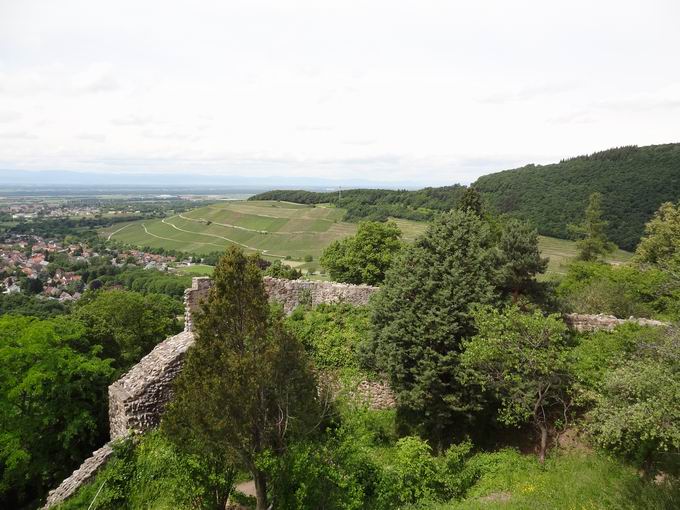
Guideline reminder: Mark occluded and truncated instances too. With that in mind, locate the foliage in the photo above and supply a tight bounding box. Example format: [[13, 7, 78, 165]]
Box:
[[569, 323, 658, 392], [320, 221, 403, 285], [251, 186, 468, 223], [635, 201, 680, 276], [557, 261, 680, 320], [497, 218, 548, 298], [163, 247, 321, 510], [456, 187, 484, 216], [98, 267, 191, 298], [55, 432, 236, 510], [0, 315, 114, 508], [461, 306, 571, 461], [369, 210, 501, 447], [586, 327, 680, 465], [0, 292, 69, 318], [263, 259, 302, 280], [431, 449, 680, 510], [286, 303, 371, 369], [568, 192, 616, 261], [74, 289, 183, 370], [475, 143, 680, 250]]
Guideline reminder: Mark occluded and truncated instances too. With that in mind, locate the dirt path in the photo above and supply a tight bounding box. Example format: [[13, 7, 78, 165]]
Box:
[[159, 217, 286, 258], [106, 223, 131, 240]]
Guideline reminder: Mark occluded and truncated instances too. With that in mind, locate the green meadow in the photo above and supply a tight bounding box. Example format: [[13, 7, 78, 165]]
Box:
[[101, 200, 631, 274]]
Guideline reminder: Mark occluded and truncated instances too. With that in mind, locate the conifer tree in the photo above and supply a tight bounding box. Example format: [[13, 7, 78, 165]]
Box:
[[163, 247, 320, 510], [369, 210, 500, 448], [497, 218, 548, 298], [569, 192, 616, 261]]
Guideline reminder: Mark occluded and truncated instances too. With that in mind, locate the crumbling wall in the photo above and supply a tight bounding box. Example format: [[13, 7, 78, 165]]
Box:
[[108, 331, 195, 439], [263, 276, 379, 313], [46, 276, 669, 508], [564, 313, 668, 333], [45, 277, 380, 508], [43, 444, 114, 508]]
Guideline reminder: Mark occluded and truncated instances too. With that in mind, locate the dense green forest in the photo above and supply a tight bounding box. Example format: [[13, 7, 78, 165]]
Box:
[[252, 143, 680, 249], [250, 185, 467, 222], [474, 144, 680, 250]]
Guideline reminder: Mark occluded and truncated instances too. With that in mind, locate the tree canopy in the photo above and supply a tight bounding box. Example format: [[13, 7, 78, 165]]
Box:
[[368, 210, 500, 446], [320, 221, 402, 285]]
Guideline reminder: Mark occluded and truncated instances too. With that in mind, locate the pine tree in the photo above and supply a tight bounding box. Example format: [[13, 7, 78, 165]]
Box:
[[163, 247, 320, 510], [569, 192, 616, 261], [369, 210, 500, 448], [457, 187, 484, 216], [497, 218, 548, 298]]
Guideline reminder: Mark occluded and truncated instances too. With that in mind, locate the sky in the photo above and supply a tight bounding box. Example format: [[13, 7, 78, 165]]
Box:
[[1, 0, 679, 186]]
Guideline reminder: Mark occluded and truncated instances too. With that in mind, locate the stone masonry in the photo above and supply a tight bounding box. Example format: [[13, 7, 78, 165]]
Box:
[[564, 313, 668, 333], [43, 444, 114, 508], [45, 276, 669, 508], [45, 276, 379, 508], [108, 331, 195, 439]]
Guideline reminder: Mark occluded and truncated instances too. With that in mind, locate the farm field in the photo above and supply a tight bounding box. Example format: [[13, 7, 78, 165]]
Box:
[[101, 200, 362, 261], [101, 200, 632, 275]]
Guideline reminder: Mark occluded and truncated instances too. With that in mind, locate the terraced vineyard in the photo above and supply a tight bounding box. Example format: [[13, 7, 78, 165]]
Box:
[[102, 201, 365, 261], [101, 200, 632, 274]]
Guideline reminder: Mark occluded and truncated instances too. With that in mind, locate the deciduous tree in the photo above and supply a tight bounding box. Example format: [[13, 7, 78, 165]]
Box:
[[320, 221, 402, 285], [461, 306, 571, 462]]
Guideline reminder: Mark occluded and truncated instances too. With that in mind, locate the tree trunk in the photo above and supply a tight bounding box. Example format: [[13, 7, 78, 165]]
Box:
[[254, 470, 268, 510], [538, 423, 548, 463]]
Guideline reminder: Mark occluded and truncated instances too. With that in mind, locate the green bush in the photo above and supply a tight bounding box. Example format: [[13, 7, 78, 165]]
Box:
[[557, 261, 678, 319], [286, 304, 371, 370], [57, 432, 235, 510]]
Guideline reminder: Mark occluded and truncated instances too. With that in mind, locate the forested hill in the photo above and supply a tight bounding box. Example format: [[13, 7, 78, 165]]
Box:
[[250, 143, 680, 249], [474, 144, 680, 250], [250, 186, 467, 222]]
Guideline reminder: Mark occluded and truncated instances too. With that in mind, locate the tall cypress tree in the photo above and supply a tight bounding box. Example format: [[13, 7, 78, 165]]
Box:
[[163, 247, 320, 510], [369, 210, 500, 448]]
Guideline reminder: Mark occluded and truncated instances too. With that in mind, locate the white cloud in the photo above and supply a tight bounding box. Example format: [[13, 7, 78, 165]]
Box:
[[0, 111, 22, 123], [0, 0, 679, 184], [71, 63, 119, 93]]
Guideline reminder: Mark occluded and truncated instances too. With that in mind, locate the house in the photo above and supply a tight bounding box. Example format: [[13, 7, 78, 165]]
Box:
[[4, 283, 21, 294]]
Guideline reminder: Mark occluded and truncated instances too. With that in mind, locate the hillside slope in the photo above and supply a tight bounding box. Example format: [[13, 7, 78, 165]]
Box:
[[253, 144, 680, 250], [474, 144, 680, 250]]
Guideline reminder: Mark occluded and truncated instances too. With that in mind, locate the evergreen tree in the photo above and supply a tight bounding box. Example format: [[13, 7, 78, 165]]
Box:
[[497, 218, 548, 298], [163, 247, 320, 510], [369, 210, 500, 447], [456, 187, 484, 216], [634, 201, 680, 277], [569, 192, 616, 261]]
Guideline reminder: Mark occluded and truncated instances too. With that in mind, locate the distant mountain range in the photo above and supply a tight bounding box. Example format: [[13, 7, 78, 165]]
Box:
[[0, 169, 423, 190]]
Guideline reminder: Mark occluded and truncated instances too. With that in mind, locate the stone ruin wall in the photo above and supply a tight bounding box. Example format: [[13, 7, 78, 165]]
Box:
[[563, 313, 668, 332], [44, 278, 670, 507], [45, 277, 380, 508]]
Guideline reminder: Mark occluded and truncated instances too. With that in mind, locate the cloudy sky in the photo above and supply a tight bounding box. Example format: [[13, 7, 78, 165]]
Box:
[[1, 0, 679, 185]]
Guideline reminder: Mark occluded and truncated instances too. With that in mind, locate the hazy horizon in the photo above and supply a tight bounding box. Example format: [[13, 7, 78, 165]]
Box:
[[2, 1, 679, 185]]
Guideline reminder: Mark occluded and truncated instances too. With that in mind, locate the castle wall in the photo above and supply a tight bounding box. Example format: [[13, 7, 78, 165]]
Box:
[[45, 277, 668, 507]]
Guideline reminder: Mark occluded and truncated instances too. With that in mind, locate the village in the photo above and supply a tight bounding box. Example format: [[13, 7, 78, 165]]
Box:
[[0, 233, 182, 302]]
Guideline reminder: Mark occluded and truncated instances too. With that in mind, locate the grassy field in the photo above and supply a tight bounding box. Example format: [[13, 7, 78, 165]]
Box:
[[538, 235, 632, 277], [102, 200, 632, 275]]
